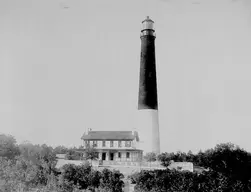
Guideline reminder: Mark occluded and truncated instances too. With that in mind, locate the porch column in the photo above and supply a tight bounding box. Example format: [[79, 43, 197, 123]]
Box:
[[106, 152, 109, 161]]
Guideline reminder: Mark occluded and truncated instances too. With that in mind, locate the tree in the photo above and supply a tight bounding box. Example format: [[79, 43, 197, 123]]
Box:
[[59, 163, 92, 191], [19, 143, 56, 163], [58, 164, 124, 192], [144, 152, 157, 167], [174, 151, 187, 162], [53, 145, 68, 154], [157, 153, 172, 167], [186, 150, 194, 162], [18, 142, 58, 183], [65, 148, 83, 160], [0, 134, 20, 159], [40, 144, 56, 163], [208, 143, 251, 183], [19, 142, 40, 164], [84, 146, 98, 161]]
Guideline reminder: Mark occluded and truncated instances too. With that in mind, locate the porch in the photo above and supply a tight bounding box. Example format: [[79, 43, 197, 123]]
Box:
[[96, 149, 143, 162]]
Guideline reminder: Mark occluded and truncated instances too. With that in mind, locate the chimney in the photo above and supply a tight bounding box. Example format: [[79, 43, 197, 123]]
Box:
[[137, 16, 160, 154]]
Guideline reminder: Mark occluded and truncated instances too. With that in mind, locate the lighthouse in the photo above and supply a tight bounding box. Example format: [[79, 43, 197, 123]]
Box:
[[137, 16, 160, 154]]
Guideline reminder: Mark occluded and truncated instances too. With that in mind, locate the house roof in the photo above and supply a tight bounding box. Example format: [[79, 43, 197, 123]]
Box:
[[81, 131, 138, 141]]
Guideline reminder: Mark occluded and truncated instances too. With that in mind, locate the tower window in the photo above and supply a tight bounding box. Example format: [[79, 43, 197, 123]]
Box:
[[118, 141, 122, 147], [126, 152, 130, 158], [110, 141, 114, 147], [102, 141, 106, 147], [118, 152, 121, 158]]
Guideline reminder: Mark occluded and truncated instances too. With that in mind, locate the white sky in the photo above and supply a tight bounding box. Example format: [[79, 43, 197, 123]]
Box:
[[1, 0, 251, 153]]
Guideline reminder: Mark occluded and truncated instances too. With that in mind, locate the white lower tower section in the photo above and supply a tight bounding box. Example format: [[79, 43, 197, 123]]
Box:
[[136, 109, 160, 154]]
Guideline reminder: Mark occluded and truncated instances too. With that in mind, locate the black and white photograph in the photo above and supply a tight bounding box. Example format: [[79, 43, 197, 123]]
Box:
[[1, 0, 251, 191]]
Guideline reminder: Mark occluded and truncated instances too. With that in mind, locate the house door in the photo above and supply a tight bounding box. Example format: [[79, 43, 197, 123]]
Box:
[[110, 153, 114, 161], [102, 153, 106, 160]]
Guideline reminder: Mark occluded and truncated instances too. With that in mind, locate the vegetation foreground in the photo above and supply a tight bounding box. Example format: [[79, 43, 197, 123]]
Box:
[[1, 134, 251, 191]]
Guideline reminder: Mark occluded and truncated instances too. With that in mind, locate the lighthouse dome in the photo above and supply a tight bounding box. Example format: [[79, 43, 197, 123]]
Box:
[[142, 16, 154, 31]]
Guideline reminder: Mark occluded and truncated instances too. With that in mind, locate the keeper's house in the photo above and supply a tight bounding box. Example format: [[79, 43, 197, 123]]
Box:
[[81, 129, 143, 162]]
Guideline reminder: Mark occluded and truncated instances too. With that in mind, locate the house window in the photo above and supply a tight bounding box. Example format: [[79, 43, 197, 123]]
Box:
[[102, 141, 106, 147], [110, 141, 114, 147], [118, 152, 121, 158], [126, 152, 130, 158], [118, 141, 122, 147], [125, 141, 131, 147], [93, 141, 97, 147]]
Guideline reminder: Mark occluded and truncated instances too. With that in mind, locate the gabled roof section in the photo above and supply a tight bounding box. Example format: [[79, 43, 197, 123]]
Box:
[[81, 131, 137, 140]]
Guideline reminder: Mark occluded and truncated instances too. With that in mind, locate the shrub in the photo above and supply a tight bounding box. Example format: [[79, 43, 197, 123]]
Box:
[[0, 156, 54, 191], [58, 163, 91, 191], [65, 150, 83, 160], [58, 164, 124, 192], [99, 169, 124, 192], [132, 169, 250, 192], [144, 152, 157, 162], [6, 159, 60, 190]]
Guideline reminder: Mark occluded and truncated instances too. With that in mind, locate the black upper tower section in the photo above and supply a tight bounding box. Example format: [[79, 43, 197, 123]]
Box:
[[138, 16, 158, 110]]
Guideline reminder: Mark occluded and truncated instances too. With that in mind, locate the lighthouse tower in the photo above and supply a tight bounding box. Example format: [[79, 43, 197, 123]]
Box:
[[137, 16, 160, 154]]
